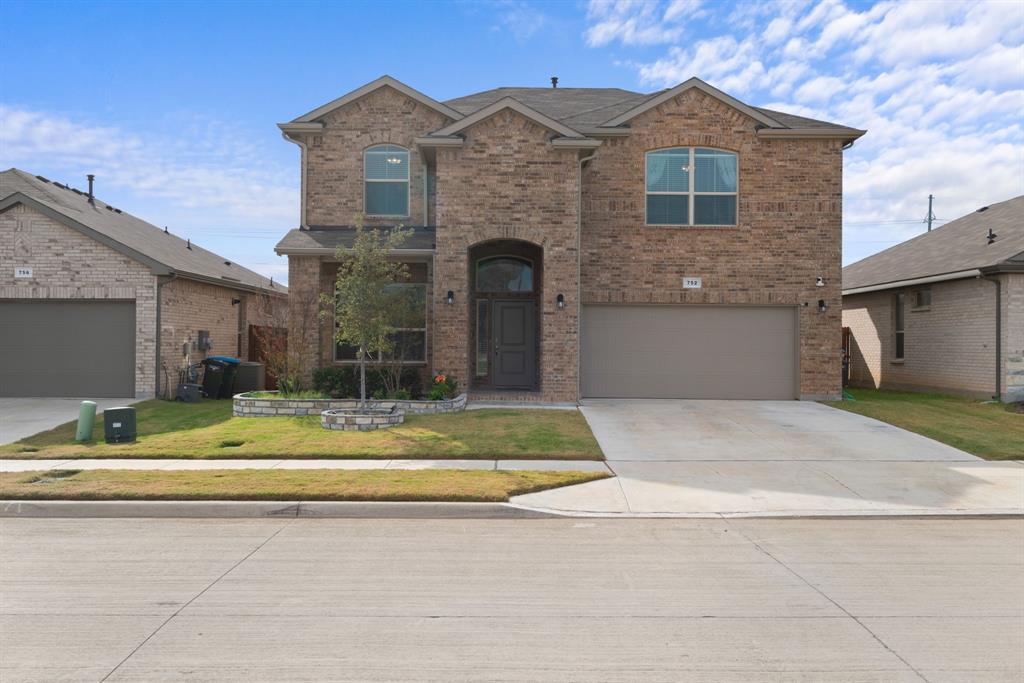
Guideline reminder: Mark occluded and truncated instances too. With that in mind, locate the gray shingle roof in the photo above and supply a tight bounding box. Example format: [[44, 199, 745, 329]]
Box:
[[276, 226, 436, 254], [1, 168, 284, 294], [843, 196, 1024, 291], [444, 85, 856, 131]]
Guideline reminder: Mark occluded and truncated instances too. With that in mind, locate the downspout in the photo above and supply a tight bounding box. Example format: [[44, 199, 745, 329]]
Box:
[[281, 132, 309, 228], [155, 273, 177, 399], [980, 274, 1002, 400], [576, 150, 597, 404]]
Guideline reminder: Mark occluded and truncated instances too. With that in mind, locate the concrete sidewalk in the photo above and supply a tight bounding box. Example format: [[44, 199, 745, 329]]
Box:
[[511, 400, 1024, 517], [0, 458, 611, 473]]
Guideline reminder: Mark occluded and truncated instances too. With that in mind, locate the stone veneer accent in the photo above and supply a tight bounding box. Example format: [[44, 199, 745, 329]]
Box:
[[234, 391, 467, 417], [321, 406, 404, 431], [285, 83, 851, 401]]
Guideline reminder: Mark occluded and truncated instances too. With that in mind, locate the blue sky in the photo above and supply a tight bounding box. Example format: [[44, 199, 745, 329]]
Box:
[[2, 0, 1022, 283]]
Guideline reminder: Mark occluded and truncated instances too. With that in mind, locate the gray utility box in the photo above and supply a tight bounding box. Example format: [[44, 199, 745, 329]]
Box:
[[104, 407, 137, 444], [234, 362, 266, 393]]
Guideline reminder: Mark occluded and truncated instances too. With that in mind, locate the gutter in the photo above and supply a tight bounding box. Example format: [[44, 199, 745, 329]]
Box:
[[842, 269, 982, 296], [280, 130, 310, 228], [980, 273, 1003, 400], [155, 273, 177, 399], [275, 246, 435, 259], [576, 149, 597, 403]]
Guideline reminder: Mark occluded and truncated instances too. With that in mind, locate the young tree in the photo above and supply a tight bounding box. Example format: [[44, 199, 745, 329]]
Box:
[[324, 216, 412, 405]]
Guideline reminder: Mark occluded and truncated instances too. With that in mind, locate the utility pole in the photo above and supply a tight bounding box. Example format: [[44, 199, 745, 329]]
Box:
[[926, 194, 935, 231]]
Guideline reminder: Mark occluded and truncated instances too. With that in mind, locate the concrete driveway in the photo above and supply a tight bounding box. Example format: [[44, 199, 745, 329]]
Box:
[[513, 400, 1024, 517], [0, 398, 141, 445]]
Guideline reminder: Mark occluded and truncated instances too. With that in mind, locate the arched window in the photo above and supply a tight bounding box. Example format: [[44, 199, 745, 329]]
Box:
[[476, 256, 533, 292], [364, 144, 409, 217], [646, 147, 737, 226]]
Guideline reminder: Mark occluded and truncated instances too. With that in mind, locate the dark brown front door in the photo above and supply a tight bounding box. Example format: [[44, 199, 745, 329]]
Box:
[[493, 300, 536, 389]]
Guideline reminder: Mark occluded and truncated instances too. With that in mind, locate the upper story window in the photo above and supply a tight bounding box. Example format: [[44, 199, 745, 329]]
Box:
[[645, 147, 738, 226], [364, 144, 409, 217]]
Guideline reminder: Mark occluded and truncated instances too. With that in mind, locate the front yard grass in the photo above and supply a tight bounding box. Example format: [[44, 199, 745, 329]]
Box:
[[825, 388, 1023, 460], [0, 468, 607, 502], [1, 400, 604, 460]]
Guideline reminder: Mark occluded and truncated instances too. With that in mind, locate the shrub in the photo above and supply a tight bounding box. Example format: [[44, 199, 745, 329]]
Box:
[[314, 367, 422, 399], [427, 374, 459, 401]]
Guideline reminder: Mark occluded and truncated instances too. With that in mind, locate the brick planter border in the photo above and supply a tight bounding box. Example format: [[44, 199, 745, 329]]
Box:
[[321, 406, 405, 432], [233, 392, 467, 417]]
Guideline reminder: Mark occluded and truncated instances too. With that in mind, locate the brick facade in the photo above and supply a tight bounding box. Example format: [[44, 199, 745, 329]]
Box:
[[843, 274, 1022, 401], [0, 203, 158, 396], [582, 88, 843, 398], [285, 83, 849, 401]]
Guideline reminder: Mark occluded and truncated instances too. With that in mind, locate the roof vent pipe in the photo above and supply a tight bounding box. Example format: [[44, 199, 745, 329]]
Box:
[[551, 76, 558, 88], [87, 174, 95, 202]]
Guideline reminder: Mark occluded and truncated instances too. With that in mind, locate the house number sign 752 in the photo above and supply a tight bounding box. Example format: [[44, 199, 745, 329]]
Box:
[[683, 277, 702, 289]]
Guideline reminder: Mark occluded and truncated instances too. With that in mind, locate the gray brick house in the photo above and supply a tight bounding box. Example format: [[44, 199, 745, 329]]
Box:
[[843, 196, 1024, 402], [0, 169, 286, 398], [275, 76, 865, 402]]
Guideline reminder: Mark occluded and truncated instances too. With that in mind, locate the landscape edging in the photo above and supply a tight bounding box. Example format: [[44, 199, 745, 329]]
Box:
[[233, 391, 468, 417]]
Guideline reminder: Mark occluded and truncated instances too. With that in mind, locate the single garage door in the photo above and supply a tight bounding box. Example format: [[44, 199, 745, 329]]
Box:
[[581, 305, 797, 399], [0, 300, 135, 397]]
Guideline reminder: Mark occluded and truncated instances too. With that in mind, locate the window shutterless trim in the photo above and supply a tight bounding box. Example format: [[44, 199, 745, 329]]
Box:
[[364, 144, 411, 218], [644, 147, 739, 227], [333, 282, 427, 362]]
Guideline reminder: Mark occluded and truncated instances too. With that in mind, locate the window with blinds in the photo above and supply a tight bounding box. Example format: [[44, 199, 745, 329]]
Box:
[[645, 147, 738, 226], [364, 144, 410, 217]]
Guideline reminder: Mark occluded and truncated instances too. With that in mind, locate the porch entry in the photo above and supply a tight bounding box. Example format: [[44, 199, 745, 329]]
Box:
[[470, 240, 541, 391]]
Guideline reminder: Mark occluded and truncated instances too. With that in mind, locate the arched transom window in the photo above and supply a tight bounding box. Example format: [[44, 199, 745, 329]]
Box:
[[646, 147, 737, 226], [364, 144, 409, 217], [476, 256, 534, 292]]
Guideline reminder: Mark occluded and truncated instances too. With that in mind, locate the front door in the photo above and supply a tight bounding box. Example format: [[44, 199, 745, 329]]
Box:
[[493, 300, 536, 389]]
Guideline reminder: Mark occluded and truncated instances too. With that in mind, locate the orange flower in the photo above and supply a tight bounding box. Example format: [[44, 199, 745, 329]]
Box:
[[434, 374, 446, 384]]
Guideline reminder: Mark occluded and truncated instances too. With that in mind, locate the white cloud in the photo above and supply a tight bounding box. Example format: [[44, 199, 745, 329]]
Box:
[[585, 0, 689, 46], [490, 0, 549, 42], [585, 0, 1024, 263]]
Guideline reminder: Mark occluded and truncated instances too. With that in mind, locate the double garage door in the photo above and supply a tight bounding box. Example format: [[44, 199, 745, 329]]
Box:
[[581, 305, 798, 399], [0, 301, 135, 398]]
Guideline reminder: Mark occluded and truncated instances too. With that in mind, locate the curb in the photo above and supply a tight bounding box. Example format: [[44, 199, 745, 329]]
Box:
[[0, 500, 558, 519]]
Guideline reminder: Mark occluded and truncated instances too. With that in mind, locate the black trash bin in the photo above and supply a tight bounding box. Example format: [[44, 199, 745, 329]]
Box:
[[209, 356, 241, 398], [201, 358, 228, 398]]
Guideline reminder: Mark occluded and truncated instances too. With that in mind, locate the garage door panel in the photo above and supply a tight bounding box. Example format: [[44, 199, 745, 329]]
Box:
[[582, 305, 797, 399], [0, 301, 135, 397]]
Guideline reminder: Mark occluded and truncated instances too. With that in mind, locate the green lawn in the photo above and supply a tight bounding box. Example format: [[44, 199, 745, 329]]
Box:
[[0, 468, 607, 502], [1, 400, 604, 460], [825, 388, 1024, 460]]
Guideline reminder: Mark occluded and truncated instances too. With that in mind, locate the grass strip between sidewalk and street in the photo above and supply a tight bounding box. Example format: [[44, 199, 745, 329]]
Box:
[[0, 469, 608, 503], [825, 388, 1024, 460], [2, 400, 604, 461]]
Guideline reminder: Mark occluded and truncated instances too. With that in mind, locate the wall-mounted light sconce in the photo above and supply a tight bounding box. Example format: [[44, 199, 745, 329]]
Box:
[[231, 298, 241, 306], [818, 299, 828, 313], [446, 290, 455, 305], [816, 277, 825, 287], [556, 293, 566, 310]]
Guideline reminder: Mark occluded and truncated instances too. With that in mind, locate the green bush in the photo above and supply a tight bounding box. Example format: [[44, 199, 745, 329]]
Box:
[[313, 367, 422, 399]]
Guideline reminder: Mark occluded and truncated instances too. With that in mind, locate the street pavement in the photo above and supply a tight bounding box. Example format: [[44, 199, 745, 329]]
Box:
[[1, 517, 1021, 681]]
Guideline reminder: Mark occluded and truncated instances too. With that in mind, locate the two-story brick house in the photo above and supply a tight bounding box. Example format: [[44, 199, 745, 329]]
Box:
[[275, 76, 865, 402]]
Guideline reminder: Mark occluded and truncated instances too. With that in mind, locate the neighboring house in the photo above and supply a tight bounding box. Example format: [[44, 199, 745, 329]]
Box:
[[275, 75, 865, 402], [0, 168, 287, 398], [843, 196, 1024, 402]]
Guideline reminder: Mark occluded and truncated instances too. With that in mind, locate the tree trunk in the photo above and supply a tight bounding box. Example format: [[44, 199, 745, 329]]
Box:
[[359, 349, 367, 407]]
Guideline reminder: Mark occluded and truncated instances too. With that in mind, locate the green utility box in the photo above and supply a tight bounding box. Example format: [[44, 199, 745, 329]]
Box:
[[104, 407, 137, 444]]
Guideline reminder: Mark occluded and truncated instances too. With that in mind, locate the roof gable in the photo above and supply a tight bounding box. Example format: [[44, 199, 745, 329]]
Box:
[[430, 97, 586, 139], [602, 77, 783, 128], [0, 169, 285, 295], [291, 75, 464, 124]]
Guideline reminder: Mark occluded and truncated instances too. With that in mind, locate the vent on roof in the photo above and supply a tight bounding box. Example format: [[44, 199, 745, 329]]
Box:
[[977, 206, 989, 212], [35, 175, 50, 183], [87, 174, 95, 202], [113, 208, 121, 213], [187, 238, 192, 250], [164, 226, 169, 234], [551, 76, 558, 88], [987, 228, 998, 245], [224, 260, 231, 266]]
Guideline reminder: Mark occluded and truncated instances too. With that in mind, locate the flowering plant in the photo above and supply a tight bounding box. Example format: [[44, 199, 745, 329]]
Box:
[[427, 373, 458, 400]]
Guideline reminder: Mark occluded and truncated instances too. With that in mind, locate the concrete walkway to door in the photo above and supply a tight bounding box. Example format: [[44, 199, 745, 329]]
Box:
[[511, 400, 1024, 517]]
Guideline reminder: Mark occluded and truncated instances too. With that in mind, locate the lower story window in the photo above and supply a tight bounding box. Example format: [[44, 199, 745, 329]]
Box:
[[335, 283, 427, 363], [894, 291, 905, 360]]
